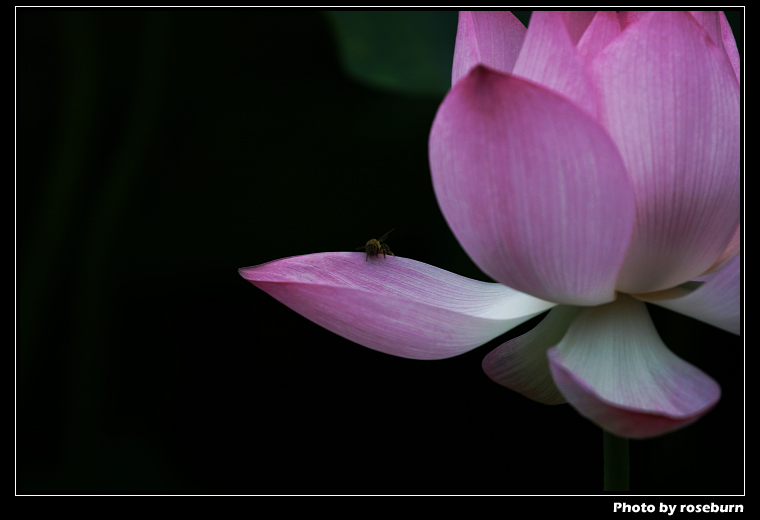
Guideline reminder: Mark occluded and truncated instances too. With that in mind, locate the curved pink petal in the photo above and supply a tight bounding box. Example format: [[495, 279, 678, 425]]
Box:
[[634, 252, 740, 335], [482, 306, 580, 405], [513, 11, 597, 117], [429, 65, 635, 306], [451, 11, 526, 86], [547, 294, 721, 438], [576, 11, 621, 65], [592, 11, 740, 293], [239, 252, 555, 360]]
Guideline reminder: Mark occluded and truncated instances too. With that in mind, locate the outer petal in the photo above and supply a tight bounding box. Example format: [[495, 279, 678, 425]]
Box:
[[452, 11, 526, 86], [512, 11, 597, 117], [239, 252, 555, 360], [547, 294, 721, 438], [429, 65, 635, 306], [634, 252, 740, 335], [593, 11, 740, 293], [482, 306, 580, 405]]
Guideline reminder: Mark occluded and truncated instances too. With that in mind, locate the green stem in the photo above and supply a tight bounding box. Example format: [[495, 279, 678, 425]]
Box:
[[603, 430, 630, 491]]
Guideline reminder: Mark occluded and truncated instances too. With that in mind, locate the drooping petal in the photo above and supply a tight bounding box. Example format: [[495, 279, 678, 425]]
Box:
[[547, 294, 721, 439], [451, 11, 526, 86], [576, 11, 621, 65], [593, 11, 740, 293], [429, 65, 636, 306], [482, 306, 580, 405], [512, 11, 597, 117], [634, 252, 740, 335], [239, 252, 555, 360]]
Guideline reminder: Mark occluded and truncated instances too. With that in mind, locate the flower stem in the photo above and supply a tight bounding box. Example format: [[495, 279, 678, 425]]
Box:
[[603, 430, 629, 491]]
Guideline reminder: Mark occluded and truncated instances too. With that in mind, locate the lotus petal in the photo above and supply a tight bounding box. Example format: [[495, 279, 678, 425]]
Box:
[[513, 10, 597, 116], [634, 252, 740, 335], [240, 252, 555, 360], [593, 11, 740, 293], [547, 294, 721, 438], [452, 11, 526, 85], [482, 306, 580, 405], [429, 65, 635, 306]]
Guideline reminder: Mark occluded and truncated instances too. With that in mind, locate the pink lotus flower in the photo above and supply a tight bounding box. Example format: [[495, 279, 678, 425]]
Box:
[[239, 11, 740, 439]]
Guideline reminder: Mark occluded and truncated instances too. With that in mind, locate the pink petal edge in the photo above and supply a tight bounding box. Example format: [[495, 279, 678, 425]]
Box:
[[557, 11, 598, 46], [576, 11, 621, 65], [718, 11, 741, 84], [548, 350, 719, 439], [452, 11, 526, 86], [512, 10, 597, 117]]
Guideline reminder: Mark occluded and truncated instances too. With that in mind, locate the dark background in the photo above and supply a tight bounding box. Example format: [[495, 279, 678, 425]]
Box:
[[17, 10, 743, 494]]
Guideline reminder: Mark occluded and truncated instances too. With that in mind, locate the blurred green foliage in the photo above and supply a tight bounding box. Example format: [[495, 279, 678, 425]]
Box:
[[325, 11, 458, 96]]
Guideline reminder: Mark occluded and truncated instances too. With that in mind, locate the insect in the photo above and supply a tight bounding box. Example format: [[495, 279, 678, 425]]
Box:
[[356, 229, 395, 260]]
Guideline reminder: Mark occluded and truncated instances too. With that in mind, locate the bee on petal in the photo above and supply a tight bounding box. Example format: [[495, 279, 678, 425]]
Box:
[[356, 229, 395, 260]]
